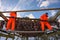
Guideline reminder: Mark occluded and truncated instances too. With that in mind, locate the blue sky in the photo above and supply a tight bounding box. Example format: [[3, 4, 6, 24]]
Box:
[[0, 0, 60, 20]]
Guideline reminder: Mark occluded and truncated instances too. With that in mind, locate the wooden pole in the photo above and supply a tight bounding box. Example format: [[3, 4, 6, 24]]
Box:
[[13, 31, 44, 33], [0, 8, 60, 13]]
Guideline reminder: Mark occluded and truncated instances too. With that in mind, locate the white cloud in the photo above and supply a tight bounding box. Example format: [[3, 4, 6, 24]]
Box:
[[25, 14, 35, 18], [38, 0, 60, 8], [46, 0, 60, 3], [40, 1, 49, 7], [50, 10, 57, 16]]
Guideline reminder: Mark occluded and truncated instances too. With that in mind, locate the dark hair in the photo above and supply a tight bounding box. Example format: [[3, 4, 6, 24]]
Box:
[[46, 13, 48, 14], [45, 13, 48, 15]]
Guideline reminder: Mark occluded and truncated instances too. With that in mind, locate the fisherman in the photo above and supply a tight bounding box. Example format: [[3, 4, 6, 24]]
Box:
[[40, 13, 52, 31], [6, 12, 17, 31]]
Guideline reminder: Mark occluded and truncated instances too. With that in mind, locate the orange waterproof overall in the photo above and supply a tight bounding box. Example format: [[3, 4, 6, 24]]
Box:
[[6, 12, 16, 31], [40, 14, 52, 31]]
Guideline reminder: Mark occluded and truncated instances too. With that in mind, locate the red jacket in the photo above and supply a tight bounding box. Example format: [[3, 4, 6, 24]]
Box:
[[10, 12, 17, 18], [40, 14, 48, 21]]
